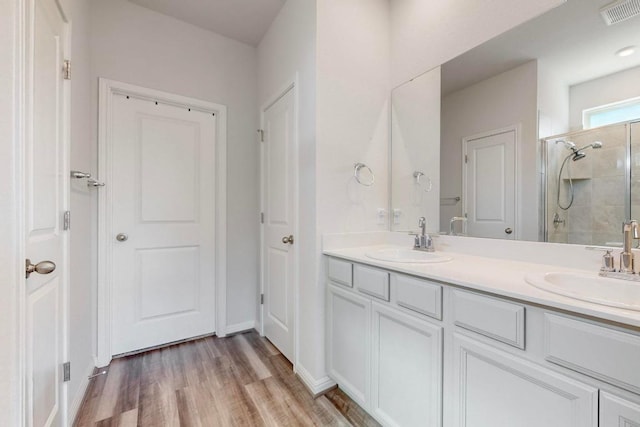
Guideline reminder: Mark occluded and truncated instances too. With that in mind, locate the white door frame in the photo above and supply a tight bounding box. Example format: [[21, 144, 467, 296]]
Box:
[[96, 79, 228, 367], [259, 75, 300, 368], [462, 124, 520, 239]]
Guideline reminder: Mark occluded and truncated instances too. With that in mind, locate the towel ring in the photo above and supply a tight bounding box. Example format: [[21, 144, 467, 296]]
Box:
[[354, 163, 375, 186], [413, 171, 432, 192]]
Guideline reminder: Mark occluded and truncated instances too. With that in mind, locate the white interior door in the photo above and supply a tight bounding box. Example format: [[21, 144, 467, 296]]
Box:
[[110, 94, 217, 355], [463, 128, 516, 239], [262, 88, 296, 362], [25, 0, 68, 425]]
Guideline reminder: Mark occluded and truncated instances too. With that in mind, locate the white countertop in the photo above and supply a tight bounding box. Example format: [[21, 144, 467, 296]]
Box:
[[323, 245, 640, 329]]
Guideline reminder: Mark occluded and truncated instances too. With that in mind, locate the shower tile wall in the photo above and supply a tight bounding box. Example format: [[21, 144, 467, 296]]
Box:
[[547, 123, 627, 246]]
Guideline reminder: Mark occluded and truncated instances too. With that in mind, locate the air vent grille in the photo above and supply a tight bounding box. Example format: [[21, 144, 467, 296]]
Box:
[[600, 0, 640, 25]]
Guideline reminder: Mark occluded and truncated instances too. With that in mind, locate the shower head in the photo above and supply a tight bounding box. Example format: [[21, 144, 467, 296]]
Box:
[[571, 141, 603, 161], [572, 151, 587, 161]]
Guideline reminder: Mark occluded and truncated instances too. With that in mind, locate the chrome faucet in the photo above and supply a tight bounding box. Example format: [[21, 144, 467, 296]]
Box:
[[449, 216, 467, 236], [620, 220, 640, 274], [413, 217, 435, 252]]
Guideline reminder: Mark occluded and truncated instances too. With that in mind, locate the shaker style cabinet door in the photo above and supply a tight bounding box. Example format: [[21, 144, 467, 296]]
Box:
[[326, 284, 371, 408], [600, 391, 640, 427], [452, 334, 598, 427], [371, 303, 442, 427]]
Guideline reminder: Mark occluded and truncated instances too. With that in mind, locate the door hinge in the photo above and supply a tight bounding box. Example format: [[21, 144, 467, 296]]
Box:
[[63, 210, 71, 230], [260, 294, 264, 305], [63, 60, 71, 80], [63, 362, 71, 382], [257, 129, 264, 142], [465, 154, 468, 163], [260, 212, 264, 224]]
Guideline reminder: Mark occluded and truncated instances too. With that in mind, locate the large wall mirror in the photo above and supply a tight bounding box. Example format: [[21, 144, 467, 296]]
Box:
[[391, 0, 640, 245]]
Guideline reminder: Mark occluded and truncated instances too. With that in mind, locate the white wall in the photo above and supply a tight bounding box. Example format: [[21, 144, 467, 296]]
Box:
[[90, 0, 259, 330], [390, 0, 566, 87], [538, 61, 570, 139], [0, 0, 21, 424], [63, 0, 96, 419], [257, 0, 318, 382], [314, 0, 391, 381], [569, 65, 640, 130], [441, 61, 539, 239]]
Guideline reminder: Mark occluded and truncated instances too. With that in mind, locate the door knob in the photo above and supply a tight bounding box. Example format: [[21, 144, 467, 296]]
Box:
[[505, 228, 513, 234], [116, 233, 128, 242], [25, 259, 56, 279], [282, 235, 294, 245]]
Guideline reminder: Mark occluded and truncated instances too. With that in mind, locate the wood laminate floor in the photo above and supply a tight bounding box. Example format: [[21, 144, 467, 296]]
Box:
[[74, 331, 379, 427]]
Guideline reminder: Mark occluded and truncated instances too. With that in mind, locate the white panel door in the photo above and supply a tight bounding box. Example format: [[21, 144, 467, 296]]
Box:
[[371, 303, 442, 427], [463, 129, 516, 239], [25, 0, 68, 425], [262, 88, 296, 361], [111, 95, 216, 355], [452, 334, 597, 427]]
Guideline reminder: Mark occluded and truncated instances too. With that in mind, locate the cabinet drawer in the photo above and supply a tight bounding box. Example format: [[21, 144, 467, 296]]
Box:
[[354, 264, 389, 301], [328, 257, 353, 287], [544, 314, 640, 394], [394, 274, 442, 320], [452, 290, 525, 349]]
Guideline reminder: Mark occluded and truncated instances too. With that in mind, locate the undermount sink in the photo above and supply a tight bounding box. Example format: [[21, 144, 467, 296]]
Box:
[[365, 248, 452, 264], [525, 272, 640, 312]]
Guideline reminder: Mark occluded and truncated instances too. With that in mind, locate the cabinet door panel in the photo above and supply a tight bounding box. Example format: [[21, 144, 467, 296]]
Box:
[[327, 284, 371, 407], [372, 303, 442, 427], [452, 334, 597, 427], [600, 392, 640, 427]]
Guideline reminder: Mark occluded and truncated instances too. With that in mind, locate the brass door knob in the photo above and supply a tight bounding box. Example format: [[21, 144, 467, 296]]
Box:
[[282, 235, 294, 245], [25, 259, 56, 279], [505, 228, 513, 234]]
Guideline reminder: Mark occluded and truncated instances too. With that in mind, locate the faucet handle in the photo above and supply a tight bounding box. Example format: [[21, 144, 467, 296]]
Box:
[[601, 250, 615, 272], [418, 217, 426, 227], [622, 220, 640, 238], [632, 220, 640, 239]]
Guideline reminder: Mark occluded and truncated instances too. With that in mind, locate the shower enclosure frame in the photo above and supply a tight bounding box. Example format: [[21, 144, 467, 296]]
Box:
[[541, 119, 640, 243]]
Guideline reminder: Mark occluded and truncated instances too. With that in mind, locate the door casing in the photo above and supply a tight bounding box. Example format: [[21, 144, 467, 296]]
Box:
[[259, 76, 300, 369], [96, 79, 228, 367]]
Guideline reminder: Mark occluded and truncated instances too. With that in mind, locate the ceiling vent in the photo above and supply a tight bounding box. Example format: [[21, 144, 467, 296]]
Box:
[[600, 0, 640, 25]]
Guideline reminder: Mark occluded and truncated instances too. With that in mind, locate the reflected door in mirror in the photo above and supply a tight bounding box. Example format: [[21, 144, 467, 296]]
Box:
[[464, 128, 516, 239]]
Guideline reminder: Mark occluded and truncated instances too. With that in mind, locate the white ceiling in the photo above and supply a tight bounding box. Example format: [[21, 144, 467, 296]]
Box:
[[442, 0, 640, 95], [128, 0, 286, 46]]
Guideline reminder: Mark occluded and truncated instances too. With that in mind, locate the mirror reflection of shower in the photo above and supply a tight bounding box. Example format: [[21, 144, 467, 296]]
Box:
[[556, 140, 603, 211]]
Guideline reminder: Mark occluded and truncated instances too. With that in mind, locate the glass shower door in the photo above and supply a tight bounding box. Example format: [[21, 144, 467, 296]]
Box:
[[546, 123, 627, 246]]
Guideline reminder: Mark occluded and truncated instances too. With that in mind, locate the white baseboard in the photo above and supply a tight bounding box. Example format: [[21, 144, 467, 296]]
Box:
[[68, 361, 96, 425], [295, 363, 336, 397], [225, 320, 256, 335]]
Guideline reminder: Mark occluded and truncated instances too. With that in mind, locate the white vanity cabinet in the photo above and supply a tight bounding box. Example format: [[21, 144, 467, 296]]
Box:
[[325, 256, 640, 427], [327, 259, 443, 426], [452, 334, 598, 427]]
